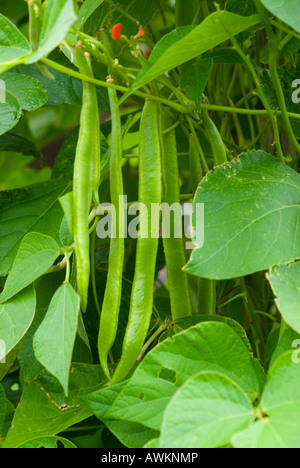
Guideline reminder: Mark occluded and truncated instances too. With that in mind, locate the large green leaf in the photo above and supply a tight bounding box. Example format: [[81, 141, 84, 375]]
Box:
[[27, 0, 77, 64], [33, 284, 80, 395], [3, 364, 106, 448], [0, 286, 36, 362], [83, 381, 159, 448], [261, 0, 300, 34], [0, 73, 47, 135], [159, 371, 254, 448], [0, 14, 31, 66], [103, 322, 258, 431], [17, 274, 71, 384], [186, 151, 300, 280], [0, 179, 70, 276], [0, 233, 60, 304], [121, 11, 261, 102], [267, 262, 300, 334], [233, 352, 300, 448]]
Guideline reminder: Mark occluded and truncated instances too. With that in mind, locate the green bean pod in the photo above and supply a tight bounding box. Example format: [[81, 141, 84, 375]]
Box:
[[189, 133, 203, 193], [98, 86, 125, 379], [197, 277, 216, 315], [92, 111, 101, 205], [73, 47, 99, 312], [202, 109, 227, 166], [111, 100, 162, 384], [161, 115, 192, 320]]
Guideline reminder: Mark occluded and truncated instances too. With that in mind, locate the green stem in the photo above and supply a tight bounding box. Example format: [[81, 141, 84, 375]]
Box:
[[197, 279, 216, 315], [40, 58, 193, 114], [202, 102, 300, 120], [137, 323, 168, 361], [64, 253, 71, 283], [90, 227, 101, 316]]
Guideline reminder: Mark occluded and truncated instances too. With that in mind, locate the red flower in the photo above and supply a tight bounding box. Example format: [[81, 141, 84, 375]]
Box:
[[111, 23, 123, 41], [138, 27, 145, 38]]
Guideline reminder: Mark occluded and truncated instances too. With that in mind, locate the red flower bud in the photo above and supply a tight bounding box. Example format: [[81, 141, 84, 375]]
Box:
[[138, 27, 145, 38], [111, 23, 122, 41]]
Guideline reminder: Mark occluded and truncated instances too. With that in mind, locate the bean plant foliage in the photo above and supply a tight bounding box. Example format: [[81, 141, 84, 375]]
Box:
[[0, 0, 300, 450]]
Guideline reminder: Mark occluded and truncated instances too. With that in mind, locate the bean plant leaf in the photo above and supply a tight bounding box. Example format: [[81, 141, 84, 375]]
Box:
[[121, 11, 261, 102], [159, 371, 254, 448], [76, 0, 105, 28], [102, 322, 258, 431], [261, 0, 300, 34], [0, 233, 60, 304], [83, 381, 158, 448], [3, 364, 106, 448], [186, 151, 300, 280], [0, 73, 47, 135], [33, 284, 80, 396], [0, 285, 36, 362], [171, 315, 252, 352], [59, 216, 73, 247], [27, 0, 77, 64], [1, 73, 47, 111], [233, 352, 300, 448], [0, 14, 31, 66], [269, 328, 300, 369], [0, 179, 71, 276], [267, 262, 300, 334], [180, 58, 212, 110], [0, 133, 43, 161], [59, 192, 74, 237]]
